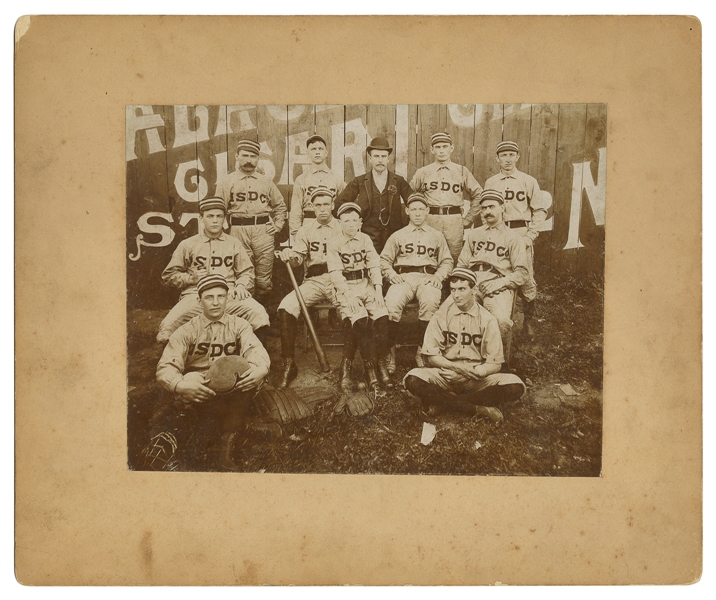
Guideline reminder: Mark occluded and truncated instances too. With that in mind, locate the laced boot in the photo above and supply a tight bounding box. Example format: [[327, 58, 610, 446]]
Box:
[[339, 357, 353, 394]]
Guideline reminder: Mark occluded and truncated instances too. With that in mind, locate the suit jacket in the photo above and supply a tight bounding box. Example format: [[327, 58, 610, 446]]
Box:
[[335, 170, 413, 254]]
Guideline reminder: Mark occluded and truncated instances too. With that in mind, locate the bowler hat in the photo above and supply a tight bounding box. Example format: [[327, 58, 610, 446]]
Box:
[[367, 137, 393, 154]]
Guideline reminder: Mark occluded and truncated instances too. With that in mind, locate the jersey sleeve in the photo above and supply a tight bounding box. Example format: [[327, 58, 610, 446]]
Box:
[[288, 178, 306, 238], [161, 240, 195, 290], [462, 167, 483, 227], [238, 321, 271, 371], [455, 233, 473, 269], [481, 313, 505, 365], [268, 180, 287, 231], [421, 310, 446, 356], [379, 233, 400, 280], [327, 238, 350, 297], [434, 233, 454, 281], [156, 327, 191, 392], [505, 234, 529, 288], [290, 226, 309, 264], [526, 177, 548, 241], [363, 235, 383, 286]]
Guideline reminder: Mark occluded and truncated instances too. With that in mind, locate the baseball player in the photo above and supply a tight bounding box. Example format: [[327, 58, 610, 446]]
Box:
[[156, 196, 270, 345], [148, 274, 271, 471], [215, 139, 288, 306], [404, 267, 526, 421], [327, 202, 392, 396], [484, 140, 550, 337], [335, 137, 412, 254], [380, 192, 453, 371], [456, 189, 529, 347], [288, 134, 345, 239], [409, 132, 483, 263], [276, 186, 344, 388]]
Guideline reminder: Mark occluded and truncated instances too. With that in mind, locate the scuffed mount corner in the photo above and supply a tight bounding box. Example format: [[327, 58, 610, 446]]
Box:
[[15, 15, 32, 48]]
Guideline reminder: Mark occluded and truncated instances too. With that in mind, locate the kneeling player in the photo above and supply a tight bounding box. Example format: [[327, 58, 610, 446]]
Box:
[[276, 186, 343, 388], [156, 196, 270, 345], [146, 274, 270, 471], [404, 268, 525, 422], [380, 193, 453, 371], [327, 202, 391, 399]]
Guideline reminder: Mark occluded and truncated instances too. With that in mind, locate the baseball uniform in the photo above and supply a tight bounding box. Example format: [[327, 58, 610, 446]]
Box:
[[157, 231, 270, 343], [278, 216, 344, 318], [327, 229, 388, 324], [484, 169, 548, 301], [289, 164, 345, 238], [456, 222, 529, 338], [157, 312, 270, 394], [405, 296, 525, 395], [215, 169, 287, 296], [409, 161, 483, 262], [380, 222, 453, 323]]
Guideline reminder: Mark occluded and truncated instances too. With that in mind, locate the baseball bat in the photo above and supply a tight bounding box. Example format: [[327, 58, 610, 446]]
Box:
[[282, 258, 330, 372]]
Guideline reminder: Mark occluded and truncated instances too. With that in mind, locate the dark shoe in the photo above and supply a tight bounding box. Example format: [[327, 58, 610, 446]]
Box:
[[386, 346, 396, 374], [377, 356, 394, 389], [339, 357, 353, 394], [277, 357, 298, 389], [363, 359, 380, 392], [216, 432, 238, 471], [474, 405, 504, 425]]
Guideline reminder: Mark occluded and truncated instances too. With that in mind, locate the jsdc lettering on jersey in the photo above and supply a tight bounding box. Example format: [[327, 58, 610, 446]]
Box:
[[442, 330, 484, 347], [308, 241, 328, 255], [187, 340, 242, 358], [418, 181, 463, 194], [469, 240, 511, 259], [193, 255, 235, 269], [229, 190, 271, 205], [340, 249, 368, 267], [397, 243, 438, 258], [503, 190, 530, 202]]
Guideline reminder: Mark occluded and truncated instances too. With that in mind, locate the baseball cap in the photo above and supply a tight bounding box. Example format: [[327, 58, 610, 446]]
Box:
[[197, 274, 230, 296], [480, 189, 505, 205], [430, 132, 452, 146], [309, 186, 334, 203], [406, 193, 428, 207], [306, 134, 327, 147], [449, 267, 477, 285], [337, 202, 362, 218], [198, 197, 226, 213], [496, 140, 519, 154], [236, 139, 261, 155]]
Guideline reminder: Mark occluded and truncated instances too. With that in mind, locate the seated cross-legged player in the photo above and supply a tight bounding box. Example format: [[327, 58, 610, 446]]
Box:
[[156, 196, 270, 345], [326, 202, 392, 401], [403, 268, 526, 423], [275, 186, 343, 388], [380, 192, 453, 372]]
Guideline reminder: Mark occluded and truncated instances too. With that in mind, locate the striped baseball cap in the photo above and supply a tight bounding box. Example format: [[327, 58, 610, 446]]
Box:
[[306, 134, 327, 147], [496, 140, 519, 154], [336, 202, 362, 218], [480, 189, 505, 205], [197, 274, 230, 296], [309, 186, 334, 203], [405, 193, 428, 207], [236, 139, 261, 155], [449, 267, 477, 285], [198, 196, 226, 213], [430, 132, 452, 146]]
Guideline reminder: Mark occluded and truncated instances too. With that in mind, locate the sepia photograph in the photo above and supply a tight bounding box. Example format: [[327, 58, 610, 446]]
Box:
[[127, 103, 606, 475]]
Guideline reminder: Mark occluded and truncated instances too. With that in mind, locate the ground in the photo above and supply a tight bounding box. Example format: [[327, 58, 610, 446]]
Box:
[[127, 267, 603, 476]]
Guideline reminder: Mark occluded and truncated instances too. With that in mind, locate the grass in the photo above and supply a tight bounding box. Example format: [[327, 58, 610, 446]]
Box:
[[127, 266, 603, 476]]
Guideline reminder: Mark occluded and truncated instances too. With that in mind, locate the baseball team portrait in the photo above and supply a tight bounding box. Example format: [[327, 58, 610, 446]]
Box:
[[126, 103, 605, 475]]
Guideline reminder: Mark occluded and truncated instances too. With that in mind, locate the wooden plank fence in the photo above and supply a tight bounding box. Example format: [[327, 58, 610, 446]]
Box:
[[126, 103, 606, 309]]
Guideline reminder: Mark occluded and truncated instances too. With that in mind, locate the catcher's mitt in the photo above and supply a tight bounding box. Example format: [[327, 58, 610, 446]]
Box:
[[334, 390, 374, 417], [205, 355, 251, 394], [253, 387, 313, 424]]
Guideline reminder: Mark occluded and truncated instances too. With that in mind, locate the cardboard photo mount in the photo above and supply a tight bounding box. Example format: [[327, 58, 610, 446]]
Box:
[[14, 16, 701, 585]]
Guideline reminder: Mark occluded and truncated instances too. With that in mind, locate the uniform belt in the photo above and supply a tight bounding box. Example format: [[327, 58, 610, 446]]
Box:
[[506, 220, 529, 229], [305, 263, 328, 278], [395, 265, 437, 275], [343, 268, 368, 281], [471, 262, 502, 275], [230, 215, 270, 226], [429, 206, 462, 215]]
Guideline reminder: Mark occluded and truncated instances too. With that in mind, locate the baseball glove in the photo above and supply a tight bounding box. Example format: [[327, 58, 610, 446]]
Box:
[[253, 387, 313, 424], [334, 390, 374, 417]]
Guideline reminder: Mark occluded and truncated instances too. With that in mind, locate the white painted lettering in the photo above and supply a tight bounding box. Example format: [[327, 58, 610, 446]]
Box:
[[343, 118, 369, 177], [174, 159, 208, 202], [173, 106, 210, 149], [129, 212, 175, 260], [564, 147, 607, 249], [126, 106, 165, 161]]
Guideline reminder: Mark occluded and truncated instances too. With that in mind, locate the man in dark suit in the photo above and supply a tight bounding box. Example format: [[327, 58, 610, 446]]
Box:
[[335, 137, 413, 254]]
